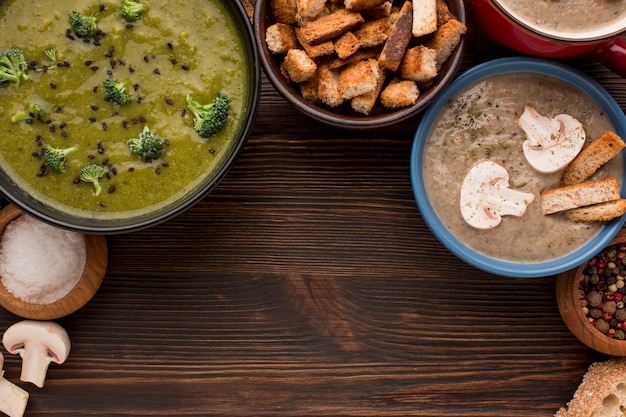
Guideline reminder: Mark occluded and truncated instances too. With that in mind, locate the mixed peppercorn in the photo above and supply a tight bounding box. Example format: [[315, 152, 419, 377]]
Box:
[[579, 243, 626, 339]]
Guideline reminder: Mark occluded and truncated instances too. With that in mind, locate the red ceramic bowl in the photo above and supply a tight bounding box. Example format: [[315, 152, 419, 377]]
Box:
[[466, 0, 626, 77]]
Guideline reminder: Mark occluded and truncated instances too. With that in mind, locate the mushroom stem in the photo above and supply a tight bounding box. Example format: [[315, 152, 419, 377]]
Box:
[[19, 344, 54, 388], [0, 360, 28, 417]]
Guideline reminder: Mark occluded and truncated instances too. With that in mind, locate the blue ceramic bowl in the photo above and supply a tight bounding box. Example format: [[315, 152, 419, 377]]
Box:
[[410, 57, 626, 278]]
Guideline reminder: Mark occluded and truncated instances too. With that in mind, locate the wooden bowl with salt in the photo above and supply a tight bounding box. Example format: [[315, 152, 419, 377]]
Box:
[[557, 229, 626, 356], [0, 205, 107, 320]]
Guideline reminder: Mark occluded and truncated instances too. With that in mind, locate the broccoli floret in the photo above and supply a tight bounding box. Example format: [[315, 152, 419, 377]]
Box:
[[0, 48, 29, 87], [127, 126, 165, 161], [79, 164, 105, 196], [69, 10, 98, 38], [121, 0, 148, 22], [186, 93, 230, 138], [11, 103, 47, 123], [104, 78, 132, 105], [44, 145, 77, 172]]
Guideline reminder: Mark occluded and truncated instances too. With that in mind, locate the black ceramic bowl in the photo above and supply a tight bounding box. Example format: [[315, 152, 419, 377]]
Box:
[[0, 0, 260, 234], [254, 0, 466, 130]]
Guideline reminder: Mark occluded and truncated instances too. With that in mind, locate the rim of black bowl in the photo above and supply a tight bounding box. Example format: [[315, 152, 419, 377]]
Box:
[[0, 0, 261, 235], [410, 57, 626, 278], [253, 0, 467, 130]]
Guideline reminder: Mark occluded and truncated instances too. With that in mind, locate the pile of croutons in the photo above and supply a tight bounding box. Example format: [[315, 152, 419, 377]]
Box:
[[265, 0, 466, 115]]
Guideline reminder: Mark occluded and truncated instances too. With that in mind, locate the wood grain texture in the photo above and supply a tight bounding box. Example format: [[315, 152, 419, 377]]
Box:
[[0, 19, 622, 417]]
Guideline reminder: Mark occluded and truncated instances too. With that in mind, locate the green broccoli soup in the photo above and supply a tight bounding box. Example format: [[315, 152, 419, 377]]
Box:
[[0, 0, 249, 219]]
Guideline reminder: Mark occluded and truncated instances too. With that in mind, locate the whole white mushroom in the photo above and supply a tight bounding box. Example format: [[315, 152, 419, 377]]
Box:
[[2, 320, 71, 388]]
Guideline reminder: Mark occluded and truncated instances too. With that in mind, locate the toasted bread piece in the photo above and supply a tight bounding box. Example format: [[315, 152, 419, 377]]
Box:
[[436, 0, 455, 25], [380, 77, 419, 109], [566, 199, 626, 222], [541, 177, 621, 215], [351, 67, 386, 115], [296, 0, 327, 21], [561, 131, 626, 186], [266, 23, 298, 54], [299, 72, 320, 103], [555, 357, 626, 417], [317, 62, 344, 107], [400, 45, 437, 82], [361, 0, 392, 20], [378, 1, 413, 72], [334, 32, 360, 59], [412, 0, 437, 37], [328, 47, 381, 69], [426, 17, 466, 70], [282, 49, 318, 83], [271, 0, 298, 24], [295, 27, 336, 58], [298, 9, 365, 44], [338, 58, 381, 99], [354, 17, 390, 48], [345, 0, 388, 11]]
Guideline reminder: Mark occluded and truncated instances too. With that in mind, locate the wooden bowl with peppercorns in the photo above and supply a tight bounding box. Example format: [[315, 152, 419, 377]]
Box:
[[557, 229, 626, 356]]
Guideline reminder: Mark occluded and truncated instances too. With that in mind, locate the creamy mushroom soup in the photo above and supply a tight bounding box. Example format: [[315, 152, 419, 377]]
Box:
[[496, 0, 626, 36], [422, 73, 622, 263]]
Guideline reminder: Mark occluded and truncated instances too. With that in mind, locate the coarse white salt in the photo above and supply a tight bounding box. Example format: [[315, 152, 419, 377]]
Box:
[[0, 215, 86, 305]]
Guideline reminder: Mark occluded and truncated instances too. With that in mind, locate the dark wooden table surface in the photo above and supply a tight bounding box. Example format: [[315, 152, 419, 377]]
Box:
[[1, 24, 625, 417]]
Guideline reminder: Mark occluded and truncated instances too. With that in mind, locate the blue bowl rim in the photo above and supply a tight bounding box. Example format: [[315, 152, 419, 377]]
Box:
[[410, 57, 626, 278]]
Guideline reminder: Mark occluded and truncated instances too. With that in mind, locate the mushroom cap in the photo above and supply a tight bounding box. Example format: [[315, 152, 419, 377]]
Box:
[[460, 161, 536, 229], [518, 106, 586, 173], [2, 320, 71, 364]]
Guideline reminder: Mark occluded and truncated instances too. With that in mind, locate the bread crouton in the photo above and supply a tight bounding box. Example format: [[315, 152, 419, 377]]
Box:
[[296, 0, 327, 21], [338, 58, 381, 99], [298, 9, 365, 44], [317, 62, 344, 107], [354, 17, 390, 48], [351, 67, 386, 115], [400, 45, 437, 82], [567, 199, 626, 222], [378, 1, 413, 72], [295, 27, 336, 58], [436, 0, 455, 26], [380, 78, 419, 108], [328, 47, 381, 69], [561, 131, 626, 186], [345, 0, 388, 11], [361, 1, 392, 20], [427, 18, 466, 70], [299, 73, 320, 103], [541, 177, 621, 215], [282, 49, 317, 83], [271, 0, 298, 24], [266, 23, 298, 54], [334, 32, 360, 59], [412, 0, 437, 37]]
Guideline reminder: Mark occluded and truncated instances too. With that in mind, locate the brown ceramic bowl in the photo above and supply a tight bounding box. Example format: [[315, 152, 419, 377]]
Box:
[[557, 229, 626, 356], [253, 0, 466, 129], [0, 205, 108, 320]]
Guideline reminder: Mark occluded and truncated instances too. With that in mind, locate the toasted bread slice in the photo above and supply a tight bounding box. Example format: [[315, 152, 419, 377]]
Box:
[[282, 49, 317, 83], [555, 357, 626, 417], [317, 62, 344, 107], [345, 0, 388, 11], [271, 0, 298, 24], [436, 0, 455, 25], [412, 0, 437, 37], [266, 23, 298, 54], [338, 58, 381, 99], [426, 17, 466, 70], [541, 177, 621, 215], [378, 1, 413, 72], [561, 131, 626, 186], [380, 77, 419, 109], [298, 9, 365, 44], [334, 32, 360, 59], [295, 27, 336, 58], [354, 16, 390, 48], [400, 45, 438, 83], [566, 199, 626, 222], [351, 67, 386, 115], [296, 0, 327, 21]]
